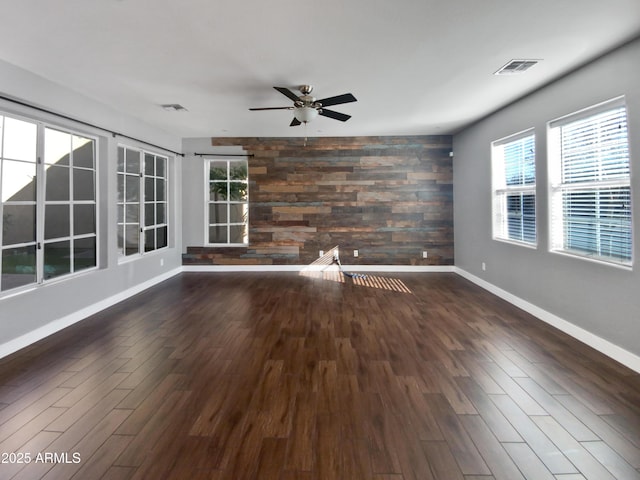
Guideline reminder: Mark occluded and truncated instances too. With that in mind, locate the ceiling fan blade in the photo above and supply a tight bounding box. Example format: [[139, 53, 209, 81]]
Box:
[[249, 106, 293, 111], [319, 109, 351, 122], [274, 86, 301, 102], [317, 93, 357, 107], [290, 118, 302, 127]]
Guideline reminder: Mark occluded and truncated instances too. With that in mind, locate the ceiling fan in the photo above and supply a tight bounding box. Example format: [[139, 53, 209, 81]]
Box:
[[249, 85, 357, 126]]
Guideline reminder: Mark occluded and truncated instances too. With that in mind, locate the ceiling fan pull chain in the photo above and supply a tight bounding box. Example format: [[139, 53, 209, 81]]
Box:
[[304, 121, 308, 147]]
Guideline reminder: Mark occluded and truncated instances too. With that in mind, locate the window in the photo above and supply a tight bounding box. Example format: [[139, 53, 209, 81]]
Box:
[[549, 98, 632, 266], [0, 114, 97, 293], [117, 146, 168, 257], [492, 131, 536, 245], [43, 128, 97, 280], [143, 152, 168, 252], [207, 159, 248, 245]]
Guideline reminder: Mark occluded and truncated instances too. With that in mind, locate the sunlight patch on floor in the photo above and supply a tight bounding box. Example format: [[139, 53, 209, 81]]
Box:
[[298, 246, 412, 292], [351, 274, 412, 293]]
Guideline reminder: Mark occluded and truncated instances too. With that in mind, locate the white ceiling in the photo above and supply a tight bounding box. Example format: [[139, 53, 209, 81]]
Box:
[[1, 0, 639, 139]]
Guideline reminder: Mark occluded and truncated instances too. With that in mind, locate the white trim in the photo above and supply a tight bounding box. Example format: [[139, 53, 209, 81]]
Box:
[[454, 267, 640, 374], [0, 267, 182, 360], [182, 264, 456, 273], [492, 127, 535, 147], [548, 95, 626, 128]]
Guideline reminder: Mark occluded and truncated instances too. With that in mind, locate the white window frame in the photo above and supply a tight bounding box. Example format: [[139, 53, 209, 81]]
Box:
[[0, 112, 99, 295], [548, 96, 633, 267], [117, 145, 169, 259], [491, 129, 537, 247], [142, 151, 169, 253], [205, 158, 249, 246]]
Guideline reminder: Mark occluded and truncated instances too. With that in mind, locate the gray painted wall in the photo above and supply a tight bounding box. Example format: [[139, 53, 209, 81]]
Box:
[[453, 38, 640, 357], [0, 60, 184, 353]]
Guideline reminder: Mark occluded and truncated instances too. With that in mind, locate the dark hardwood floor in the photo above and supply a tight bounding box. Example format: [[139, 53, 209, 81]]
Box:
[[1, 271, 639, 479]]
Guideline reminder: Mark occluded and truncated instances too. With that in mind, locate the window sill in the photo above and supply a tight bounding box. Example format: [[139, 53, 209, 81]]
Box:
[[117, 246, 169, 265], [493, 237, 538, 250], [550, 249, 633, 271], [205, 243, 249, 248]]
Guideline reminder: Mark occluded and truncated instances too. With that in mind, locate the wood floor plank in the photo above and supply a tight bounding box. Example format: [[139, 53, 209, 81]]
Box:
[[515, 377, 600, 442], [422, 440, 465, 480], [0, 272, 639, 479], [115, 390, 192, 467], [459, 415, 526, 480], [502, 442, 555, 480], [0, 430, 60, 479], [284, 390, 316, 472], [532, 416, 617, 480], [0, 369, 76, 406], [314, 413, 341, 480], [384, 415, 435, 480], [100, 466, 137, 480], [253, 437, 288, 479], [395, 375, 444, 441], [456, 376, 522, 443], [582, 441, 640, 480], [69, 434, 134, 480], [115, 373, 186, 433], [13, 409, 131, 480], [428, 393, 491, 476], [366, 393, 403, 474], [478, 362, 547, 416], [0, 388, 70, 443], [555, 394, 640, 468], [602, 413, 640, 449], [46, 386, 130, 433], [0, 406, 65, 453], [489, 395, 578, 474]]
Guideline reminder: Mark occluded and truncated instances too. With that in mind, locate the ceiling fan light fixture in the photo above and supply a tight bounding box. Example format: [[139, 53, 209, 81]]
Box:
[[293, 106, 319, 123]]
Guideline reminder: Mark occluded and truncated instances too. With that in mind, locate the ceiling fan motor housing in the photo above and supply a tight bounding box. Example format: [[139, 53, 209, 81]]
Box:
[[299, 85, 314, 95]]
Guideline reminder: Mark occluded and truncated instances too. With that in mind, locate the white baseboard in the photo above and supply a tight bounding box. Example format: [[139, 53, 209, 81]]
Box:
[[454, 267, 640, 374], [183, 264, 456, 273], [0, 267, 182, 360]]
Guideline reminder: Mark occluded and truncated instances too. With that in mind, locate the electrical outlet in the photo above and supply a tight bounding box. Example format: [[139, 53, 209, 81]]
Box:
[[353, 250, 358, 257], [482, 262, 486, 271], [160, 258, 164, 267], [319, 250, 324, 257], [422, 251, 428, 258]]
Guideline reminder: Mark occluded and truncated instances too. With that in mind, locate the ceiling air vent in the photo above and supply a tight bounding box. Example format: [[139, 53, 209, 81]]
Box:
[[160, 104, 188, 112], [494, 59, 540, 75]]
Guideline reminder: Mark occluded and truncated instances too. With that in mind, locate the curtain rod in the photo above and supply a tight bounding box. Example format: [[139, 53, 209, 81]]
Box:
[[193, 153, 254, 157], [0, 93, 184, 157]]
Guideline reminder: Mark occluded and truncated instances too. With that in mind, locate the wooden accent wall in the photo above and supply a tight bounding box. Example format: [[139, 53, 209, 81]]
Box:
[[183, 135, 453, 266]]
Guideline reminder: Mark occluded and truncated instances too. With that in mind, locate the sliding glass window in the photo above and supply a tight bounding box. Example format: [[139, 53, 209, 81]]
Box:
[[0, 114, 97, 293]]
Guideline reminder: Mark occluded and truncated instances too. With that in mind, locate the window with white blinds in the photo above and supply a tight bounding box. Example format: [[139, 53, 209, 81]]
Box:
[[492, 131, 536, 245], [549, 98, 632, 266]]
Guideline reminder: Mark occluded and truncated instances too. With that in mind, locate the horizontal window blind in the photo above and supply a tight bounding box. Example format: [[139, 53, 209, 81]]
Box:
[[550, 99, 632, 265], [561, 107, 629, 183], [492, 132, 536, 245], [503, 135, 536, 186]]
